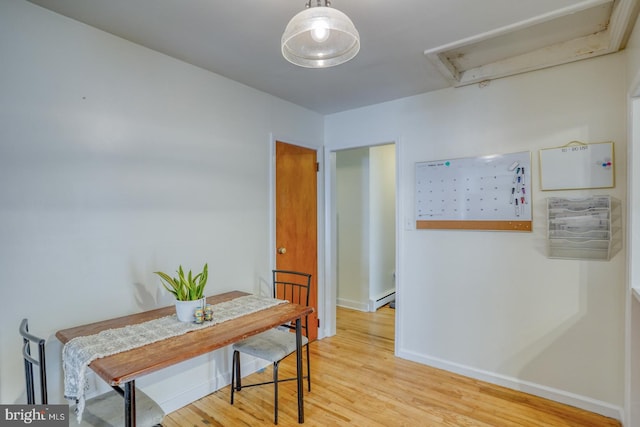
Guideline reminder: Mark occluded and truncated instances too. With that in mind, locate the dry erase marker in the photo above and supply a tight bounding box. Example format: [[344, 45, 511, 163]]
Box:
[[510, 187, 515, 204], [515, 198, 520, 216]]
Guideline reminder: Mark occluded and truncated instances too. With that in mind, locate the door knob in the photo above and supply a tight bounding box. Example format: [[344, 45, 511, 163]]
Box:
[[277, 247, 287, 254]]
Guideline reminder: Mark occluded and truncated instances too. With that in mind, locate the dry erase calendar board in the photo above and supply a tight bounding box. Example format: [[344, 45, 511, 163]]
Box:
[[415, 151, 532, 231], [539, 141, 614, 190]]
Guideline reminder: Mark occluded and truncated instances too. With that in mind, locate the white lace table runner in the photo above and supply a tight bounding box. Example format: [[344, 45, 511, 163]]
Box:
[[63, 294, 286, 422]]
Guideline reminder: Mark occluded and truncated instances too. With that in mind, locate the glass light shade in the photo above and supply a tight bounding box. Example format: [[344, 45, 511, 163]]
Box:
[[282, 6, 360, 68]]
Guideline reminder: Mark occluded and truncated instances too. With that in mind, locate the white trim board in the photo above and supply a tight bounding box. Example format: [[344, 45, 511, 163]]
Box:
[[337, 298, 369, 312], [425, 0, 640, 88], [397, 348, 623, 422]]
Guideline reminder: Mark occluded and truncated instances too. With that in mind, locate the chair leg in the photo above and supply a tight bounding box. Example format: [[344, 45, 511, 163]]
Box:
[[230, 350, 240, 404], [230, 351, 234, 404], [273, 361, 279, 425], [235, 351, 242, 391], [305, 343, 311, 392]]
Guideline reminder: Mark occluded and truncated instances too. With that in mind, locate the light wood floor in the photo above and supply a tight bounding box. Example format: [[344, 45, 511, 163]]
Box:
[[163, 305, 620, 426]]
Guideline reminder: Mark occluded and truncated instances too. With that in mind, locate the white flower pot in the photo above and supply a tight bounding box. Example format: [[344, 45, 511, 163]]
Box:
[[174, 298, 205, 322]]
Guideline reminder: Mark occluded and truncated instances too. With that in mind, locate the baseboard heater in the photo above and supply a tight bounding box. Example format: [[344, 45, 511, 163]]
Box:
[[371, 290, 396, 311]]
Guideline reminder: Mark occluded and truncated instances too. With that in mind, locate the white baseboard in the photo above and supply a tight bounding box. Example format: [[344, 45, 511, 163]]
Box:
[[339, 290, 396, 313], [397, 348, 623, 422], [157, 357, 269, 414], [337, 298, 369, 312]]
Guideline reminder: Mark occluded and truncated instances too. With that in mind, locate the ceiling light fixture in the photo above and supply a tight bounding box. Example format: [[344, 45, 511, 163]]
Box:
[[281, 0, 360, 68]]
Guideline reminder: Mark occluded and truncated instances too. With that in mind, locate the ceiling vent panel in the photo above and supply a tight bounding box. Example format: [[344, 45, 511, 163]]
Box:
[[425, 0, 640, 87]]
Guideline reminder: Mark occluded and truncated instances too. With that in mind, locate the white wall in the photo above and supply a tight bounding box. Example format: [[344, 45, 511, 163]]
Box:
[[626, 11, 640, 427], [0, 0, 323, 412], [336, 147, 369, 310], [628, 98, 640, 426], [326, 54, 627, 418], [368, 144, 396, 306]]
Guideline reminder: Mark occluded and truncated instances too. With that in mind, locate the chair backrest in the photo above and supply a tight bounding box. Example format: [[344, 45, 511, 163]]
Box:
[[272, 270, 312, 337], [19, 318, 48, 405]]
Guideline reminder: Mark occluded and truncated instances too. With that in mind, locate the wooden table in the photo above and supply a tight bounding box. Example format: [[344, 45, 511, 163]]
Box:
[[56, 291, 314, 426]]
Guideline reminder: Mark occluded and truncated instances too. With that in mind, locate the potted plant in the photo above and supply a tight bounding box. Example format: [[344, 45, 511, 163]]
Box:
[[155, 263, 208, 322]]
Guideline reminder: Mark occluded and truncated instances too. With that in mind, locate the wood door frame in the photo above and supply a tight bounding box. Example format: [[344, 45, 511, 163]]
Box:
[[269, 134, 325, 338]]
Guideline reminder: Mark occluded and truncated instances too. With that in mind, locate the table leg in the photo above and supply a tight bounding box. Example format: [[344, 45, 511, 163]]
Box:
[[295, 317, 304, 423], [124, 380, 136, 427]]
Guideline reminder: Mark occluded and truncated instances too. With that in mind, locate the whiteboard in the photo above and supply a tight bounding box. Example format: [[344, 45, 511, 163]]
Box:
[[539, 141, 614, 190], [415, 151, 532, 231]]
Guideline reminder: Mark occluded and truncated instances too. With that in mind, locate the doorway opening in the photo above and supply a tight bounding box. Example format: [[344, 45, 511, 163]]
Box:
[[332, 143, 397, 337]]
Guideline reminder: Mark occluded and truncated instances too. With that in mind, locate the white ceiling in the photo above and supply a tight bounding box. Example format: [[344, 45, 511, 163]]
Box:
[[26, 0, 639, 114]]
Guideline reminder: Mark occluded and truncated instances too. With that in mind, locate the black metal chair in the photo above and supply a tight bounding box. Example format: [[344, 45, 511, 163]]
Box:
[[20, 318, 165, 427], [230, 270, 312, 424]]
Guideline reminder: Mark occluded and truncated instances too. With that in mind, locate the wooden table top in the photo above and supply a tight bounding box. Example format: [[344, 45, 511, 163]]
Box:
[[56, 291, 314, 386]]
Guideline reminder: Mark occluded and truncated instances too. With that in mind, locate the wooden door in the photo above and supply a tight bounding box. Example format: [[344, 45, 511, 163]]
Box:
[[275, 141, 318, 341]]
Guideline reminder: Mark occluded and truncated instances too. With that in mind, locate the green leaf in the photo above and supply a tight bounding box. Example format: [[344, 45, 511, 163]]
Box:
[[154, 271, 179, 298], [155, 263, 209, 301]]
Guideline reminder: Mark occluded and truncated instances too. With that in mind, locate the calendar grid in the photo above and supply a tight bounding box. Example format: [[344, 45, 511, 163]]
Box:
[[415, 151, 532, 231]]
